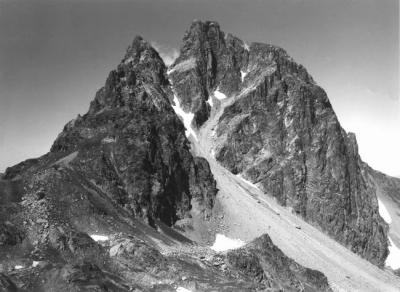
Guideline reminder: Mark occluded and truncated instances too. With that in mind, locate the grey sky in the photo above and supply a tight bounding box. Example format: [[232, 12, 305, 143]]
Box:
[[0, 0, 399, 175]]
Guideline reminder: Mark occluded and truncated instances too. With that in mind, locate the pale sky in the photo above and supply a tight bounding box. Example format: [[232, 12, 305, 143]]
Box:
[[0, 0, 399, 176]]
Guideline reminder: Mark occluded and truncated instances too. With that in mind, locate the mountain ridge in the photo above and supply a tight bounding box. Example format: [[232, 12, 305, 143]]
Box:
[[0, 20, 399, 291]]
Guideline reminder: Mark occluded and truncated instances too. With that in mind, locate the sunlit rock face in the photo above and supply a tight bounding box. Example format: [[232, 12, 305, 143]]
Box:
[[171, 20, 388, 266]]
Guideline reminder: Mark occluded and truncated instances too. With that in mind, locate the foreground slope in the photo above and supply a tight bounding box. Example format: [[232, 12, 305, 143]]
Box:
[[169, 20, 389, 266], [0, 36, 332, 291]]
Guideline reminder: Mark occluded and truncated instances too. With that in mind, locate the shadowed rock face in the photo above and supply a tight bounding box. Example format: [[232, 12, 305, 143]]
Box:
[[171, 20, 388, 266], [5, 36, 217, 227]]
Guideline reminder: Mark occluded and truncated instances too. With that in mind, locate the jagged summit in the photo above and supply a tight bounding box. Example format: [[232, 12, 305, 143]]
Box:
[[123, 36, 161, 65], [168, 20, 315, 129]]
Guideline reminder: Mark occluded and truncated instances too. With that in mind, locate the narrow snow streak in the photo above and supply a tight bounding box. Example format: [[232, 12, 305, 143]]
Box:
[[214, 89, 227, 100], [236, 174, 259, 189], [378, 199, 392, 224], [207, 96, 213, 107], [240, 70, 248, 82], [210, 234, 245, 252], [90, 235, 109, 242], [171, 94, 198, 141], [386, 237, 400, 269]]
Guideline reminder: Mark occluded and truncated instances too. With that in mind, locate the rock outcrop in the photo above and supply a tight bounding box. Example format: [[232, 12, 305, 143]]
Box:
[[226, 234, 332, 291], [170, 20, 389, 266]]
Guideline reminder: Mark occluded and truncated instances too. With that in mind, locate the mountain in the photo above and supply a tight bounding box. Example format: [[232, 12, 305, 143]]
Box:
[[0, 32, 332, 292], [168, 20, 388, 266], [0, 20, 399, 291]]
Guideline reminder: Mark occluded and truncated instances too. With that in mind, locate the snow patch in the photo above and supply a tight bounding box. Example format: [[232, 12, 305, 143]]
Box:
[[176, 287, 192, 292], [90, 235, 109, 242], [211, 234, 245, 252], [243, 42, 250, 51], [214, 89, 227, 100], [240, 70, 248, 82], [207, 96, 213, 107], [378, 199, 392, 224], [210, 149, 216, 158], [14, 265, 23, 270], [171, 94, 198, 141], [386, 237, 400, 269], [32, 261, 40, 267]]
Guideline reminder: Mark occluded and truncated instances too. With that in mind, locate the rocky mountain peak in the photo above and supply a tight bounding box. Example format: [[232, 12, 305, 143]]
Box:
[[2, 19, 400, 291], [181, 20, 225, 55], [168, 20, 389, 266], [123, 36, 162, 67]]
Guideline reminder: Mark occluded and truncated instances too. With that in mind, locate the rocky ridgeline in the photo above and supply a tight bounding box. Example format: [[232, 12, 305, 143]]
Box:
[[169, 20, 388, 266]]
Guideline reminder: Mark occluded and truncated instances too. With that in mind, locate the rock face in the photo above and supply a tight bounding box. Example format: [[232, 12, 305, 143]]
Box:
[[169, 20, 249, 127], [5, 36, 217, 227], [170, 20, 388, 266]]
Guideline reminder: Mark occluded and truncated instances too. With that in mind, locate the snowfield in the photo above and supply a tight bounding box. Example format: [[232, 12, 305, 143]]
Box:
[[90, 235, 109, 242], [210, 234, 245, 252], [214, 89, 227, 100]]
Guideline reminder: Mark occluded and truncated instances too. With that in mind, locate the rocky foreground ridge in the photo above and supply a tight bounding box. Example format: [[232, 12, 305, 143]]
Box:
[[0, 20, 398, 291]]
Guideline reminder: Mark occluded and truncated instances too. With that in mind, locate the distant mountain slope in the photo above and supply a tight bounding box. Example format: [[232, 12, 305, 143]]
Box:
[[168, 20, 389, 266]]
